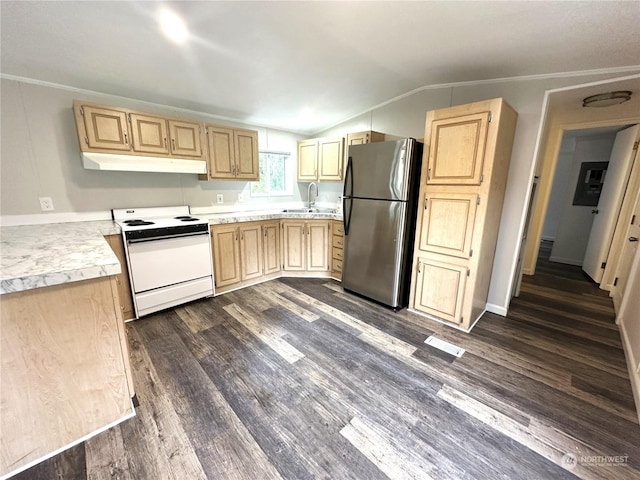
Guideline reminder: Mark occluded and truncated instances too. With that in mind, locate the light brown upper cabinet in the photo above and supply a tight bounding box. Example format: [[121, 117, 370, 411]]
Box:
[[346, 130, 385, 148], [202, 126, 259, 181], [75, 104, 131, 152], [409, 98, 517, 331], [73, 101, 206, 161], [426, 112, 490, 185], [298, 139, 319, 182], [168, 120, 203, 158], [297, 136, 345, 182], [129, 113, 169, 155]]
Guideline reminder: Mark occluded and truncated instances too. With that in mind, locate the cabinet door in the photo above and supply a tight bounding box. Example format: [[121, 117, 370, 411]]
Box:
[[211, 226, 241, 287], [346, 132, 370, 147], [418, 193, 478, 258], [79, 105, 131, 151], [307, 221, 330, 272], [129, 113, 169, 155], [318, 137, 345, 181], [168, 119, 202, 157], [207, 126, 235, 179], [298, 140, 318, 181], [263, 222, 281, 275], [414, 257, 467, 324], [427, 112, 490, 185], [282, 222, 306, 271], [239, 224, 263, 281], [235, 129, 259, 180]]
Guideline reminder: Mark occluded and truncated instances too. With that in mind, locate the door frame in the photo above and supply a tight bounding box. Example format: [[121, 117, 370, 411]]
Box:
[[517, 75, 640, 294]]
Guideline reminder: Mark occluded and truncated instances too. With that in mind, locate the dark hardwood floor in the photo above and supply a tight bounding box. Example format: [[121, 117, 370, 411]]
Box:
[[15, 242, 639, 479]]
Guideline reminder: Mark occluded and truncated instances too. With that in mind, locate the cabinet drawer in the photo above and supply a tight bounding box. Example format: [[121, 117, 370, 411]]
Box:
[[332, 247, 343, 261], [332, 235, 344, 248], [333, 223, 344, 236], [332, 258, 343, 273]]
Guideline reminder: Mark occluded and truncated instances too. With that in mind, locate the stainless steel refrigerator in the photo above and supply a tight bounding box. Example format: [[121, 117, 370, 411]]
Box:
[[342, 138, 423, 309]]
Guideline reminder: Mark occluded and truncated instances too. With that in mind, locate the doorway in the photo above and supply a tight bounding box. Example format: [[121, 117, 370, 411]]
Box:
[[538, 124, 637, 285]]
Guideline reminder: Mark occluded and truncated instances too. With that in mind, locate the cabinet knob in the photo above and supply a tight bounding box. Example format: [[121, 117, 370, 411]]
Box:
[[629, 237, 639, 242]]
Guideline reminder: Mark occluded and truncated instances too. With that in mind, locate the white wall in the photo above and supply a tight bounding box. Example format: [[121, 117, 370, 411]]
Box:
[[0, 78, 345, 218], [542, 136, 575, 240], [549, 133, 616, 265], [317, 71, 635, 314]]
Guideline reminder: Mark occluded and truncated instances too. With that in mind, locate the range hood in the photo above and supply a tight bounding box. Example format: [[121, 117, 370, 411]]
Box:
[[82, 152, 208, 174]]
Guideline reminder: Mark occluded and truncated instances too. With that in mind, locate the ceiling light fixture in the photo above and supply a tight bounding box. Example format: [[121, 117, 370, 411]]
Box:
[[582, 91, 632, 108], [158, 8, 189, 44]]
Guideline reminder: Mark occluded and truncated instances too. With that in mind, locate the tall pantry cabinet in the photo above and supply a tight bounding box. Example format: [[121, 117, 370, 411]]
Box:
[[409, 98, 517, 331]]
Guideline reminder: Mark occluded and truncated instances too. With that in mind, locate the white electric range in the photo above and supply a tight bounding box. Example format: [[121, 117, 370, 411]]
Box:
[[112, 206, 214, 319]]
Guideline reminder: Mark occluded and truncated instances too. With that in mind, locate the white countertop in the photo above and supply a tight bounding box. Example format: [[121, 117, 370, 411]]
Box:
[[0, 210, 342, 294], [0, 221, 121, 294]]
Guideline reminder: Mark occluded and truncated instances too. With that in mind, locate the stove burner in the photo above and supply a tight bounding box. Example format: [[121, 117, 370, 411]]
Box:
[[174, 216, 192, 219], [175, 216, 200, 222], [125, 220, 155, 226]]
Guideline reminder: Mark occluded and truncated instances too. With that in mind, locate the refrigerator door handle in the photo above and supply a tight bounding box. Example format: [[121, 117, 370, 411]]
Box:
[[343, 156, 354, 235], [343, 156, 354, 198]]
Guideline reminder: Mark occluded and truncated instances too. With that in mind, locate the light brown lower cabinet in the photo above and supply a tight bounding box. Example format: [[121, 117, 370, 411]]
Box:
[[0, 277, 134, 478], [331, 219, 344, 280], [282, 220, 330, 273], [211, 220, 282, 293]]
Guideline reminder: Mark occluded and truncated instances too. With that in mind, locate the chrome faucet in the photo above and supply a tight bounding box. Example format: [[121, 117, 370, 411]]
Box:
[[307, 182, 318, 209]]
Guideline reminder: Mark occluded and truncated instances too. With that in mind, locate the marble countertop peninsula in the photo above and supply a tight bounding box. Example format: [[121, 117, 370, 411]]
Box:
[[0, 220, 121, 294]]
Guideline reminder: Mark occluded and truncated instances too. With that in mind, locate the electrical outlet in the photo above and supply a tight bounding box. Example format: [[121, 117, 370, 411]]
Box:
[[238, 192, 244, 203], [39, 197, 55, 212], [216, 194, 224, 204]]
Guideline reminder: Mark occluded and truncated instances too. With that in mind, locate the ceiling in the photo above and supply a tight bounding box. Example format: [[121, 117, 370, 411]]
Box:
[[2, 1, 639, 134]]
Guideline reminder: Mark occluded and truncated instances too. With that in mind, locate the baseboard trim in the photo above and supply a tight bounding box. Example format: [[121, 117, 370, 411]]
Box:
[[619, 321, 640, 425], [548, 255, 582, 266], [486, 303, 507, 317]]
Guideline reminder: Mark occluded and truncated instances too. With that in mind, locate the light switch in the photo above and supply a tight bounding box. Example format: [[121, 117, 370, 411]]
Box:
[[238, 192, 244, 203], [216, 194, 224, 204]]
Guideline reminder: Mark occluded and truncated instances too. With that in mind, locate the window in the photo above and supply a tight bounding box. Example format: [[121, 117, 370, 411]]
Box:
[[250, 151, 293, 197]]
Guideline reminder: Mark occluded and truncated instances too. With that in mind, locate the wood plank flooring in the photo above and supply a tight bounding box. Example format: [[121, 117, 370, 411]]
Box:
[[14, 243, 639, 479]]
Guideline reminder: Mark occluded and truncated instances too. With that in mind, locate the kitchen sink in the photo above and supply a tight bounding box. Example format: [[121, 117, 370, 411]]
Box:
[[281, 208, 337, 214]]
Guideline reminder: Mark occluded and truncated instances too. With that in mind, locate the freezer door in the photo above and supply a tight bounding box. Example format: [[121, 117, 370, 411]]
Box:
[[342, 198, 408, 308], [345, 139, 415, 201]]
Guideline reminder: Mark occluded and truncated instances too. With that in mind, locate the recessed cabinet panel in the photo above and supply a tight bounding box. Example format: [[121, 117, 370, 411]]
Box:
[[428, 112, 489, 185], [235, 129, 259, 179], [129, 114, 169, 155], [82, 105, 131, 151], [207, 127, 235, 178], [239, 225, 263, 281], [298, 140, 318, 181], [211, 227, 241, 287], [263, 222, 281, 275], [169, 120, 202, 157], [318, 137, 344, 181], [283, 222, 306, 271], [307, 222, 330, 271], [419, 193, 478, 258], [414, 258, 467, 324]]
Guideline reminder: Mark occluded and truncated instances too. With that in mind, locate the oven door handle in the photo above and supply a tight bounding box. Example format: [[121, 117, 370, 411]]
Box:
[[127, 231, 209, 244]]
